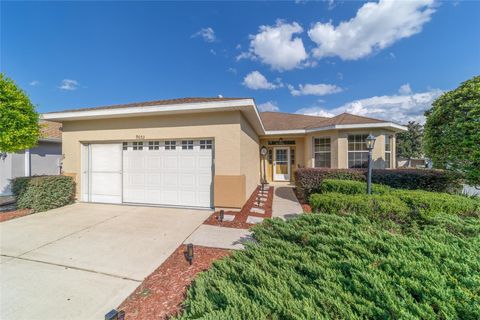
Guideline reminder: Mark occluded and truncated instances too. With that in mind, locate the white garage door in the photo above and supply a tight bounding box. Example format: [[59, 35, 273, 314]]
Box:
[[86, 143, 123, 204], [122, 140, 213, 208]]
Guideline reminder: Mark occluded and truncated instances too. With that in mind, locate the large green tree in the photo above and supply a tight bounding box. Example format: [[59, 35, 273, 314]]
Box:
[[424, 76, 480, 186], [396, 121, 423, 167], [0, 73, 40, 152]]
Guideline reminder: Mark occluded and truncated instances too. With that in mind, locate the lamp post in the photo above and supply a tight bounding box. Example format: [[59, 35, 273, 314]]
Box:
[[366, 134, 376, 195]]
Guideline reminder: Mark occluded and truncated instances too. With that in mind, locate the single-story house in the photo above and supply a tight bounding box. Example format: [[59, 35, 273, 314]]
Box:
[[0, 121, 62, 195], [42, 97, 406, 209]]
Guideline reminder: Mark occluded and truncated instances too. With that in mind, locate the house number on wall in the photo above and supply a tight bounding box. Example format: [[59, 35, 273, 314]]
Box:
[[136, 135, 145, 139]]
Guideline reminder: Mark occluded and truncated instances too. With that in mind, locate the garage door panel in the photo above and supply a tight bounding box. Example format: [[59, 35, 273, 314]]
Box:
[[122, 141, 213, 208]]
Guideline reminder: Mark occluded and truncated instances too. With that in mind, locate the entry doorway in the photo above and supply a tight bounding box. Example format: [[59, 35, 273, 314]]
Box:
[[273, 147, 290, 181]]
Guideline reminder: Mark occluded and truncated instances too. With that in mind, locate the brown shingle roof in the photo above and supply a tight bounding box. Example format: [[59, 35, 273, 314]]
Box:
[[47, 97, 250, 113], [260, 112, 329, 130], [39, 121, 62, 139], [260, 112, 385, 131]]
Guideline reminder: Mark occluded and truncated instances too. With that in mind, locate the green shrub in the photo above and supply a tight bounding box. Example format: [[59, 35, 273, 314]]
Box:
[[11, 176, 31, 198], [310, 192, 412, 224], [310, 187, 480, 224], [295, 168, 463, 198], [13, 175, 75, 212], [321, 179, 392, 195], [295, 168, 365, 199], [175, 214, 480, 319], [371, 169, 463, 193]]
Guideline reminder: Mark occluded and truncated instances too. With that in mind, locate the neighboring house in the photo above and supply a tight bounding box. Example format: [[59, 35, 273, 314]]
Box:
[[0, 121, 62, 195], [42, 97, 406, 209]]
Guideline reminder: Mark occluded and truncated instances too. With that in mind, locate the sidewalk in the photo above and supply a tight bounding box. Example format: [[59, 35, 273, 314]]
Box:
[[272, 186, 304, 220]]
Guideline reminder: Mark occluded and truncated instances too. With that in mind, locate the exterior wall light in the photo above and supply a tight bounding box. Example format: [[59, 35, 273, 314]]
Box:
[[366, 134, 376, 195], [186, 243, 194, 265]]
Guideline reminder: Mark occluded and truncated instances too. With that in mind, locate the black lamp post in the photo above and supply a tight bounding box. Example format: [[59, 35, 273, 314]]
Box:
[[366, 134, 376, 195]]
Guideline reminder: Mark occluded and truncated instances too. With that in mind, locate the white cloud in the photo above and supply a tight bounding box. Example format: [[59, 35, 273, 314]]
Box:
[[296, 107, 335, 118], [296, 88, 442, 124], [227, 67, 237, 74], [58, 79, 79, 91], [288, 83, 343, 96], [192, 27, 216, 43], [29, 80, 40, 86], [398, 83, 412, 95], [258, 101, 280, 112], [242, 71, 282, 90], [239, 21, 308, 71], [308, 0, 436, 60]]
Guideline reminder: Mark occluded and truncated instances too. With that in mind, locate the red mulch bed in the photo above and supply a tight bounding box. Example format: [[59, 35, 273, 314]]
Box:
[[293, 188, 312, 213], [0, 209, 33, 222], [203, 185, 274, 229], [119, 245, 231, 320]]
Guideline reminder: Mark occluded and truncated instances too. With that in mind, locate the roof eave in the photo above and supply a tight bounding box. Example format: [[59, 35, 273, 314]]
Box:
[[41, 98, 266, 135], [264, 122, 407, 135]]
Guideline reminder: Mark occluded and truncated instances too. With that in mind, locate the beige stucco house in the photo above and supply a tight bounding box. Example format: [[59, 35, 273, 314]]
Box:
[[43, 97, 406, 209]]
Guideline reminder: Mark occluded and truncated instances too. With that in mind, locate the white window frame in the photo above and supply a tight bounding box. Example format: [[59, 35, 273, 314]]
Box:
[[385, 135, 392, 169], [313, 137, 331, 168], [347, 134, 370, 169], [182, 140, 194, 150]]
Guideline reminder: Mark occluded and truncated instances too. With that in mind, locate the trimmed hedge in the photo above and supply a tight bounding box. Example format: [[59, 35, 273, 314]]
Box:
[[371, 169, 463, 193], [321, 179, 392, 195], [295, 168, 463, 199], [310, 180, 480, 223], [12, 175, 75, 212], [295, 168, 365, 199], [175, 214, 480, 319]]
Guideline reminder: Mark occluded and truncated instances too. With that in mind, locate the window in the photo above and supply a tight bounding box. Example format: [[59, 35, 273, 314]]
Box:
[[148, 141, 160, 150], [200, 140, 213, 150], [165, 141, 176, 150], [133, 141, 143, 150], [348, 135, 369, 168], [122, 142, 128, 150], [182, 140, 193, 150], [291, 147, 295, 165], [314, 138, 331, 168], [385, 135, 392, 169]]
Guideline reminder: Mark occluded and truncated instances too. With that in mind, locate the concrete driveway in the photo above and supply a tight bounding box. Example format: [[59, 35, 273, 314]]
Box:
[[0, 203, 211, 320]]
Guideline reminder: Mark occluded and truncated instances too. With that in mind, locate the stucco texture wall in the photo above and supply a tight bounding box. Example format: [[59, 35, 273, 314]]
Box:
[[61, 110, 258, 208]]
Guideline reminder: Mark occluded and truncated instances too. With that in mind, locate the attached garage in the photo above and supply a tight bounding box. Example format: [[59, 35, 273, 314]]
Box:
[[82, 139, 214, 208]]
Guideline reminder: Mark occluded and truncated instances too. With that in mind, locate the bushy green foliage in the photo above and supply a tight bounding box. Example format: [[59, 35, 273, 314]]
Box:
[[371, 169, 463, 193], [311, 180, 479, 223], [295, 168, 366, 199], [424, 75, 480, 186], [321, 179, 392, 195], [295, 168, 462, 199], [12, 175, 75, 212], [396, 121, 424, 166], [0, 73, 40, 152], [175, 214, 480, 319]]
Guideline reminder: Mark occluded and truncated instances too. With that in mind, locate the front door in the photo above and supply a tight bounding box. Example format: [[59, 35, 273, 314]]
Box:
[[273, 147, 290, 181]]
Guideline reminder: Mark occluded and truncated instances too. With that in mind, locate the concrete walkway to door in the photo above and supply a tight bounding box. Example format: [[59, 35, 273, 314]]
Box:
[[271, 185, 304, 220], [0, 203, 211, 320]]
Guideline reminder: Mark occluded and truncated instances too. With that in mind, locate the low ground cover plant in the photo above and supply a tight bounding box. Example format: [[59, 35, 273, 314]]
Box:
[[11, 175, 75, 212], [295, 168, 463, 199], [175, 214, 480, 319]]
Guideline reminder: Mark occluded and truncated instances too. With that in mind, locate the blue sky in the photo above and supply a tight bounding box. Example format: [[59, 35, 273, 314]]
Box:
[[1, 0, 479, 123]]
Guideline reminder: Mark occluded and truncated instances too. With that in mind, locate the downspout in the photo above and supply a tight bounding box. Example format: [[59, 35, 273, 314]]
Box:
[[25, 149, 31, 176]]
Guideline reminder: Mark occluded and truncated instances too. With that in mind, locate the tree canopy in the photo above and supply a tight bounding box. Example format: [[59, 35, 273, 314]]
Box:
[[0, 73, 40, 153], [424, 75, 480, 186], [396, 121, 423, 167]]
